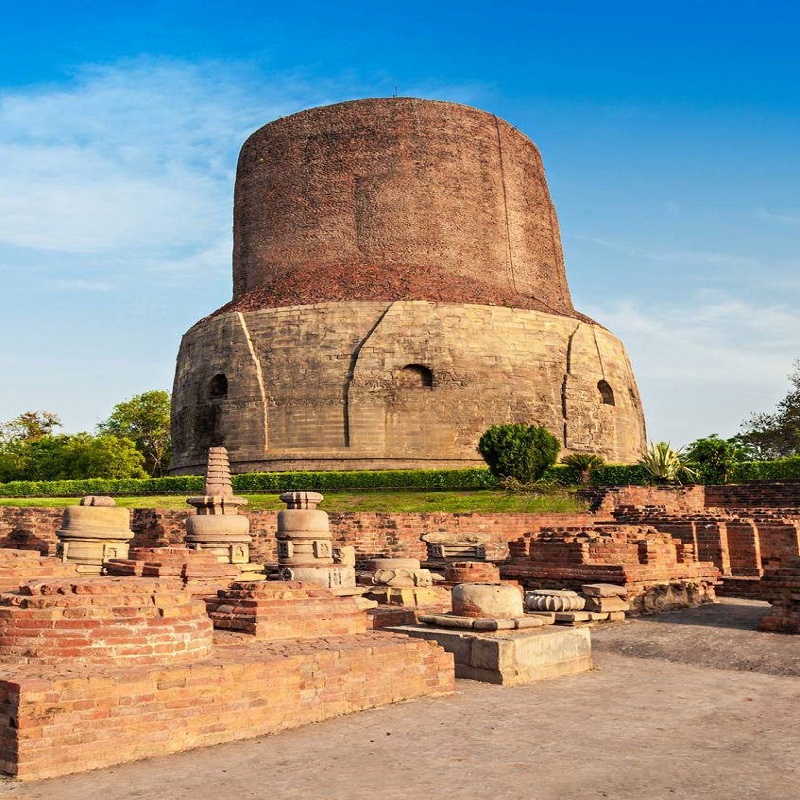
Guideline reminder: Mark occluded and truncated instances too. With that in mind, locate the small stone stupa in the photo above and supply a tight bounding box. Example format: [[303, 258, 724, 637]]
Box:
[[275, 491, 373, 609], [185, 447, 263, 580], [55, 496, 134, 574]]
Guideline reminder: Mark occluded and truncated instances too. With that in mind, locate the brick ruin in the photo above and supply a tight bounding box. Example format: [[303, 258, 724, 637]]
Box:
[[170, 97, 646, 474], [1, 480, 800, 779]]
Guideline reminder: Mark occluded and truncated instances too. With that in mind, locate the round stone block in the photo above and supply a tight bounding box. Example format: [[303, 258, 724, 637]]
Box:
[[451, 583, 524, 618]]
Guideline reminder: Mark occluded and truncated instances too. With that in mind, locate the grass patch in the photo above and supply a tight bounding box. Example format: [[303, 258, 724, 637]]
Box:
[[0, 491, 589, 514]]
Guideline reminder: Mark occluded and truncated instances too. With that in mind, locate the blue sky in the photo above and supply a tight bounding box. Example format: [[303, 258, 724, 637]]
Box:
[[1, 1, 798, 447]]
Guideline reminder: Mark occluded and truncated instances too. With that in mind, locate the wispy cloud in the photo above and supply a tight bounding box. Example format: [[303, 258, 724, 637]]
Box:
[[584, 293, 800, 442], [756, 208, 800, 226], [573, 235, 763, 269], [45, 279, 114, 291]]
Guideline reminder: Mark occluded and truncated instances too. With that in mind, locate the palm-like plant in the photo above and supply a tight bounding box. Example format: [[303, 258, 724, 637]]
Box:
[[561, 452, 605, 485], [638, 441, 698, 484]]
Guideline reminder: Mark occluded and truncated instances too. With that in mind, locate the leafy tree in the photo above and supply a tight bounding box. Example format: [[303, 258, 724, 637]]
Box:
[[738, 362, 800, 459], [0, 433, 146, 481], [477, 424, 560, 483], [638, 441, 697, 485], [0, 411, 61, 444], [684, 434, 749, 484], [97, 390, 172, 476]]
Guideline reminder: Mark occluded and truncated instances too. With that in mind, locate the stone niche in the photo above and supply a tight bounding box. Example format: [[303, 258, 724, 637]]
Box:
[[55, 496, 134, 574], [170, 98, 647, 475]]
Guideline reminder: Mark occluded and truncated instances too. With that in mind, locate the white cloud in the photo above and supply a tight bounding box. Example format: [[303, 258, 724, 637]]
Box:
[[573, 235, 765, 270], [0, 60, 324, 266], [756, 208, 800, 226], [584, 294, 800, 443], [45, 279, 114, 291]]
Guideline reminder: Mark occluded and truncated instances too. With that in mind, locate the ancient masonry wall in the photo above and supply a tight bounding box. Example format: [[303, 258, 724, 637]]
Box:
[[0, 507, 604, 565], [0, 632, 453, 781], [171, 301, 646, 474]]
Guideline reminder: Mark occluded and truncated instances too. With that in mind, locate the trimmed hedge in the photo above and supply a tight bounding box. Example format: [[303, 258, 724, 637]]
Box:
[[728, 457, 800, 482], [589, 464, 650, 486], [0, 468, 500, 498], [6, 458, 799, 498]]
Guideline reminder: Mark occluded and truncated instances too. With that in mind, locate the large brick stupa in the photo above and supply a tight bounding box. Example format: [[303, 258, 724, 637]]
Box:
[[170, 98, 646, 473]]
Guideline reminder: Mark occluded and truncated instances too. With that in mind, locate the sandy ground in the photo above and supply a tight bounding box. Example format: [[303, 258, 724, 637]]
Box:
[[1, 599, 799, 800]]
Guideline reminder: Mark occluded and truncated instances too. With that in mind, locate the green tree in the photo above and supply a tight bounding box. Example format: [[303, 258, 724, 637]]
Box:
[[684, 434, 749, 484], [0, 411, 61, 444], [97, 390, 172, 476], [738, 362, 800, 458], [477, 424, 560, 483]]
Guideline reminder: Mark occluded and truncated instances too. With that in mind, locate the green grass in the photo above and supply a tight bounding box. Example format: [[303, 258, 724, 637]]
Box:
[[0, 490, 588, 514]]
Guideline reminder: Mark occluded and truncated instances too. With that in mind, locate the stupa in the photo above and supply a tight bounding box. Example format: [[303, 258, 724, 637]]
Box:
[[170, 98, 646, 474]]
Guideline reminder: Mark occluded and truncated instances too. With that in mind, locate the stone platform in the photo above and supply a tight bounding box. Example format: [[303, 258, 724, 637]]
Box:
[[0, 630, 454, 781], [389, 624, 592, 685]]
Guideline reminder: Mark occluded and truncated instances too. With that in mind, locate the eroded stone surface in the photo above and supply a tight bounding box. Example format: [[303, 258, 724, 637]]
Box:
[[55, 497, 134, 574]]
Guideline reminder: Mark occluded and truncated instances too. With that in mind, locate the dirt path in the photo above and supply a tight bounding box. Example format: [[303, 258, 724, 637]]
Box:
[[2, 599, 799, 800]]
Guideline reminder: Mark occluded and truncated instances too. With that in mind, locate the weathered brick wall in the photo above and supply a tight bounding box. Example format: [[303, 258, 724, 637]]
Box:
[[705, 482, 800, 508], [0, 632, 454, 781], [582, 485, 707, 514], [0, 507, 605, 565], [232, 98, 572, 313]]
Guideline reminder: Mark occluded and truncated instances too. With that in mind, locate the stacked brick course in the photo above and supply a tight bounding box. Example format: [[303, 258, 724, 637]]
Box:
[[0, 577, 213, 665], [0, 632, 454, 781], [0, 548, 78, 592], [757, 557, 800, 634], [502, 525, 719, 614], [208, 581, 368, 640], [105, 545, 239, 597]]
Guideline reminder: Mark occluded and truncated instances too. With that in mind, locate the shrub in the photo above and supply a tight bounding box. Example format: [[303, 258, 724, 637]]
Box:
[[638, 442, 697, 485], [561, 452, 606, 485], [477, 424, 561, 483], [0, 468, 501, 498]]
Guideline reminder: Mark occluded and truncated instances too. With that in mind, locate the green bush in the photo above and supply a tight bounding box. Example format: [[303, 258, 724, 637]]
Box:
[[477, 424, 561, 483], [589, 464, 650, 486], [0, 468, 501, 498], [728, 457, 800, 482]]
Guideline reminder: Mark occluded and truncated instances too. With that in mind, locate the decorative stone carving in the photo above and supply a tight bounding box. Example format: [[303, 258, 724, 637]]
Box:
[[525, 589, 587, 613], [357, 556, 446, 608], [360, 558, 433, 588], [421, 532, 489, 566], [55, 496, 134, 574], [185, 447, 263, 579], [276, 491, 357, 593]]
